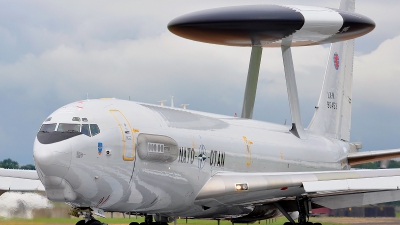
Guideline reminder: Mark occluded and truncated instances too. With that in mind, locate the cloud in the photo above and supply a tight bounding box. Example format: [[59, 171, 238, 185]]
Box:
[[0, 0, 399, 163], [0, 33, 329, 113], [353, 35, 400, 110]]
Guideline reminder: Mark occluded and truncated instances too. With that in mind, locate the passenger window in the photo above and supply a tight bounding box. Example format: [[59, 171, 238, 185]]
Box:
[[39, 123, 57, 132], [90, 124, 100, 136], [57, 123, 81, 132], [81, 124, 91, 137]]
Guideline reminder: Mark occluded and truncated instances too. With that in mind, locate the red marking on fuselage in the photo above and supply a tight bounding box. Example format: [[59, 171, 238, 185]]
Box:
[[102, 195, 111, 206], [96, 197, 105, 207], [96, 195, 111, 207]]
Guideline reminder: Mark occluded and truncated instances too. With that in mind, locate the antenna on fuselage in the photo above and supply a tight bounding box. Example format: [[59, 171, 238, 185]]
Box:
[[86, 93, 89, 100], [168, 4, 375, 139], [170, 96, 174, 108], [158, 100, 166, 106], [181, 104, 189, 109]]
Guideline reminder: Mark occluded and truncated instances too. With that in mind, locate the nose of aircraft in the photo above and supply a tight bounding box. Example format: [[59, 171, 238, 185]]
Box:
[[33, 138, 72, 178]]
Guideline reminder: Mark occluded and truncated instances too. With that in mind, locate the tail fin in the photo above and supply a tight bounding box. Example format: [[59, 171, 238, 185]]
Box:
[[308, 0, 355, 141]]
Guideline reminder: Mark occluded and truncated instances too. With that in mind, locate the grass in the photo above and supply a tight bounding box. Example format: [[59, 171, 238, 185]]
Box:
[[0, 217, 348, 225]]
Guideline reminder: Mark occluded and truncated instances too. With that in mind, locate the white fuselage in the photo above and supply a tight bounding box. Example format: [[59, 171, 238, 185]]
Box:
[[33, 99, 350, 217]]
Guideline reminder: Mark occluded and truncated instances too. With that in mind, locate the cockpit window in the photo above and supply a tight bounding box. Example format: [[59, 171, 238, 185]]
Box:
[[90, 124, 100, 136], [38, 122, 99, 137], [81, 124, 91, 136], [39, 123, 57, 132], [57, 123, 81, 132]]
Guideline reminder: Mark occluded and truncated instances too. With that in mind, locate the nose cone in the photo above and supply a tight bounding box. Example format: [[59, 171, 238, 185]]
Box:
[[33, 137, 72, 178]]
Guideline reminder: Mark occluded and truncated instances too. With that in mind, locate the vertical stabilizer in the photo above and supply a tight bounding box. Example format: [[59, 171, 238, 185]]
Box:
[[308, 0, 355, 141], [339, 0, 355, 12]]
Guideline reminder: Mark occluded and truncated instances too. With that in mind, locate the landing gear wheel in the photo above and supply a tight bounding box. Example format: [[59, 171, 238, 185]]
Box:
[[305, 222, 314, 225], [155, 223, 168, 225], [314, 223, 322, 225], [87, 219, 102, 225], [76, 220, 86, 225], [129, 222, 139, 225]]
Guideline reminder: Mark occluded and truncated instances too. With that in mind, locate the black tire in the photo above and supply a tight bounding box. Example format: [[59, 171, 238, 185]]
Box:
[[314, 223, 322, 225], [76, 220, 86, 225], [129, 222, 140, 225], [87, 219, 103, 225], [305, 222, 314, 225], [283, 222, 292, 225]]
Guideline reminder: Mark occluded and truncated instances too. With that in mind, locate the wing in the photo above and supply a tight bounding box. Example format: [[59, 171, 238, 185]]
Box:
[[0, 168, 44, 192], [194, 169, 400, 210]]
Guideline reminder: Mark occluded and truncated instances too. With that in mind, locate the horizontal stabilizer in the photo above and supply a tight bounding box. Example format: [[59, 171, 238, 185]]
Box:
[[347, 149, 400, 166]]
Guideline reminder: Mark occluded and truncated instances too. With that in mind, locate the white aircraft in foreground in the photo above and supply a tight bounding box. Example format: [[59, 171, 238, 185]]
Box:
[[1, 1, 400, 225]]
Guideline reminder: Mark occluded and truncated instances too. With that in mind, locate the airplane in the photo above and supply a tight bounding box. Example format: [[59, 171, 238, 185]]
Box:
[[2, 0, 400, 225]]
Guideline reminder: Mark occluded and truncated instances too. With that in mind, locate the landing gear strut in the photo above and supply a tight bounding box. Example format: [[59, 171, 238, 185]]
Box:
[[136, 214, 169, 225], [296, 196, 309, 224], [144, 214, 153, 224], [275, 197, 323, 225], [69, 208, 104, 225]]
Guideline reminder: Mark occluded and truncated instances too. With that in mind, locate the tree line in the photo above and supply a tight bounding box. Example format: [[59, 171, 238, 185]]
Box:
[[352, 160, 400, 169], [0, 158, 35, 170]]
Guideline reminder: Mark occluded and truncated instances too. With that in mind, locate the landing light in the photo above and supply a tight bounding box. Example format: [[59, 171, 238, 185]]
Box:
[[235, 183, 249, 191]]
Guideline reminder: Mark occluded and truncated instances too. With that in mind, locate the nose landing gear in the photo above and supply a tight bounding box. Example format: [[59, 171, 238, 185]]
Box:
[[69, 207, 107, 225]]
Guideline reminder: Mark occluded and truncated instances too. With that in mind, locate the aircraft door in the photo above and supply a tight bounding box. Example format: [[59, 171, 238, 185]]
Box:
[[109, 109, 135, 161]]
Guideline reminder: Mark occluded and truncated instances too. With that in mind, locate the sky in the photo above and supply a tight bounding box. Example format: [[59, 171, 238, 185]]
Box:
[[0, 0, 400, 165]]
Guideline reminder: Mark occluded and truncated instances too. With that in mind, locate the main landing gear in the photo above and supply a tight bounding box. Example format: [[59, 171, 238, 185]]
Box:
[[275, 197, 323, 225]]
